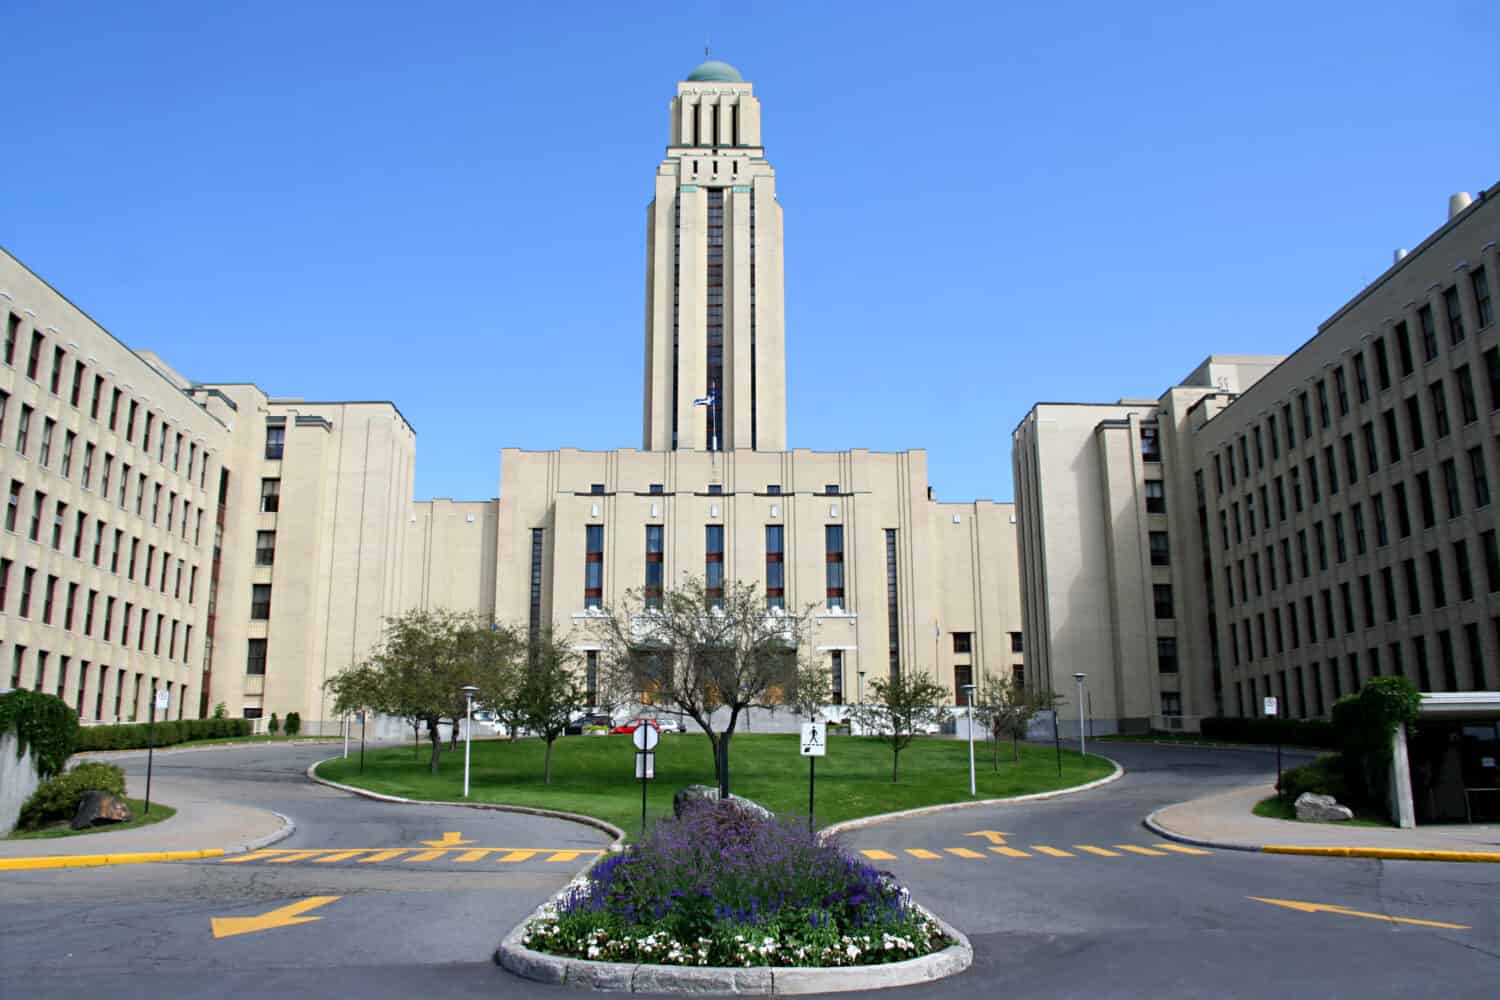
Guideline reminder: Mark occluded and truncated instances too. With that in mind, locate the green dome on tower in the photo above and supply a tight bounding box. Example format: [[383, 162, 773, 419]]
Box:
[[685, 59, 744, 82]]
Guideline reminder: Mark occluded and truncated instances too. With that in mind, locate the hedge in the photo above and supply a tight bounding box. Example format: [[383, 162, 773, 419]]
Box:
[[75, 717, 252, 751], [0, 690, 79, 778], [1276, 753, 1351, 802], [1199, 715, 1340, 749], [17, 761, 127, 829]]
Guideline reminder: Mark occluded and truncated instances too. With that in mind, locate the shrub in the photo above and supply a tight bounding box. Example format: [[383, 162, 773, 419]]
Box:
[[1331, 676, 1422, 808], [212, 702, 229, 719], [1199, 716, 1339, 749], [18, 762, 127, 829], [0, 690, 79, 779], [74, 718, 252, 751], [1277, 754, 1350, 802], [525, 800, 947, 967], [268, 713, 280, 735], [285, 712, 301, 736]]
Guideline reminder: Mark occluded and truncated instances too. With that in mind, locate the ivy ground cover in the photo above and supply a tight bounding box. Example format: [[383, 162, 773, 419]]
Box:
[[522, 800, 949, 968]]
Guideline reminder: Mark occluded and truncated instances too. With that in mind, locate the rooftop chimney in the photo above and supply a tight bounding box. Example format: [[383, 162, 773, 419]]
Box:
[[1449, 192, 1473, 219], [1394, 248, 1409, 264]]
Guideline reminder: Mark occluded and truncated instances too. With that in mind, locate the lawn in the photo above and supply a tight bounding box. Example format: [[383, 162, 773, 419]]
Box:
[[315, 733, 1112, 837], [5, 797, 177, 840], [1252, 796, 1394, 828]]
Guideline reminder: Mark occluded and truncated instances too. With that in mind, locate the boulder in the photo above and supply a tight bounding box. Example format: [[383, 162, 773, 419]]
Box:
[[670, 784, 775, 823], [71, 791, 133, 830], [1294, 792, 1353, 822]]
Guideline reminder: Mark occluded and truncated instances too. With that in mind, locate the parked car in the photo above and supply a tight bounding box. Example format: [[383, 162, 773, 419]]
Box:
[[610, 717, 684, 736], [565, 712, 614, 736], [470, 710, 503, 735]]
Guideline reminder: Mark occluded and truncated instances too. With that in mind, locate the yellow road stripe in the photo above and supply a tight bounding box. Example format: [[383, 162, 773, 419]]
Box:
[[404, 849, 449, 862], [357, 849, 408, 863], [1159, 844, 1212, 855], [220, 850, 285, 864], [944, 848, 987, 859], [312, 850, 369, 863], [455, 849, 496, 862], [547, 851, 584, 862], [1263, 845, 1500, 863], [268, 851, 329, 863], [906, 849, 942, 860], [990, 846, 1031, 858], [0, 849, 226, 871], [1074, 845, 1121, 857], [860, 849, 897, 861], [1115, 845, 1168, 856], [498, 850, 539, 863], [1030, 845, 1074, 857]]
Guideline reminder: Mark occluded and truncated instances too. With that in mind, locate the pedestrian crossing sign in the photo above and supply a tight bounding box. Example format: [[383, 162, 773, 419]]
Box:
[[800, 722, 826, 757]]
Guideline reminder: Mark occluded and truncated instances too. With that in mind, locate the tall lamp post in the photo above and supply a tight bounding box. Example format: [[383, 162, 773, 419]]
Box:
[[962, 683, 976, 796], [461, 684, 479, 798], [1073, 673, 1088, 759]]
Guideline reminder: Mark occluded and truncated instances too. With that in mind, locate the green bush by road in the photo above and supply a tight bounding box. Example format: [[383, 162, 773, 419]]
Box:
[[5, 797, 176, 840], [316, 733, 1112, 836]]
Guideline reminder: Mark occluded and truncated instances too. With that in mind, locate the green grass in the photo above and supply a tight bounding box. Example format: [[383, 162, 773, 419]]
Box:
[[316, 733, 1112, 837], [1252, 796, 1395, 828], [5, 797, 177, 840]]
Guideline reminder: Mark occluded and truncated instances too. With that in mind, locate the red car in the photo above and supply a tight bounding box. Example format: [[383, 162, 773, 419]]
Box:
[[609, 718, 663, 736]]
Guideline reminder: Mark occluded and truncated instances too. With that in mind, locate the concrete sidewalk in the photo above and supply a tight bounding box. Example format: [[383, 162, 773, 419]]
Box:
[[1147, 782, 1500, 861], [0, 768, 291, 866]]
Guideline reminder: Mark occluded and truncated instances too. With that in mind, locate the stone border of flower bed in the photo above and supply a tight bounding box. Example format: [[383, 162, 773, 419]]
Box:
[[494, 878, 973, 994], [819, 754, 1124, 837], [306, 760, 628, 845]]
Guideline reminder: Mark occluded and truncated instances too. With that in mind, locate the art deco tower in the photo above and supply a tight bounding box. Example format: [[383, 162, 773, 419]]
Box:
[[642, 60, 787, 452]]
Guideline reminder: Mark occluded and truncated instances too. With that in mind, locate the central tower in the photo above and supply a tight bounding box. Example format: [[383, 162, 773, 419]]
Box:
[[642, 59, 787, 452]]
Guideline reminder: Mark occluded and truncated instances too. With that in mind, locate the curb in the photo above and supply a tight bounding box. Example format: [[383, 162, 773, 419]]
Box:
[[74, 739, 344, 761], [821, 755, 1125, 837], [306, 759, 628, 846], [494, 891, 973, 994], [0, 808, 296, 871], [1097, 738, 1326, 755], [1143, 808, 1500, 863]]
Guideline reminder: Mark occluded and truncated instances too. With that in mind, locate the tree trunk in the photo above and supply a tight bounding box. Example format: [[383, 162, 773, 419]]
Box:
[[993, 730, 1000, 770], [1013, 733, 1020, 762], [892, 746, 900, 783], [544, 738, 554, 785], [427, 718, 442, 775]]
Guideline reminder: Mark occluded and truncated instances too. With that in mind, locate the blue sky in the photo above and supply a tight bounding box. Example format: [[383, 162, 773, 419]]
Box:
[[3, 2, 1495, 503]]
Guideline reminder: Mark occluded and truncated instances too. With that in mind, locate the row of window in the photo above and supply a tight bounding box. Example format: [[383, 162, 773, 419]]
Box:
[[0, 560, 196, 662], [2, 311, 213, 488], [1236, 617, 1498, 720], [583, 483, 845, 496], [6, 643, 186, 722]]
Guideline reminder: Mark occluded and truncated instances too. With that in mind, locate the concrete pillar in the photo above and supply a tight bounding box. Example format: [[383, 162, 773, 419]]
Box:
[[1389, 722, 1416, 829]]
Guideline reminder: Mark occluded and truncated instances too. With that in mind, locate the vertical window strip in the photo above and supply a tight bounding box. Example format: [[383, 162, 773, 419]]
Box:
[[885, 528, 900, 679]]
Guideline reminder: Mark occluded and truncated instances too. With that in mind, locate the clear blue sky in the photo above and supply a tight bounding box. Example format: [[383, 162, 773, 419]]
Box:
[[3, 2, 1495, 503]]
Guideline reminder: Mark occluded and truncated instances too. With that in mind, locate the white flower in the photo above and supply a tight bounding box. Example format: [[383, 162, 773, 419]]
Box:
[[587, 945, 602, 958]]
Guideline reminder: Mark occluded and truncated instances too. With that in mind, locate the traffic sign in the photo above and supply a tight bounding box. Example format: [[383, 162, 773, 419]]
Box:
[[800, 722, 826, 757], [635, 753, 655, 779], [633, 724, 660, 751], [155, 689, 170, 711], [1263, 696, 1279, 717]]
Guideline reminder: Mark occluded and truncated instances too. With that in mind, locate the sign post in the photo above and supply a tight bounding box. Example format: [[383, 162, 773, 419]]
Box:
[[145, 688, 169, 814], [1264, 696, 1282, 800], [634, 724, 660, 836], [800, 722, 826, 834]]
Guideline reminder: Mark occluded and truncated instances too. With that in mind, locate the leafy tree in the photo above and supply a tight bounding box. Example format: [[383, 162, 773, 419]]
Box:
[[971, 676, 1058, 767], [520, 627, 586, 784], [268, 712, 280, 735], [596, 575, 810, 797], [360, 609, 468, 774], [785, 658, 833, 721], [851, 670, 946, 782], [449, 615, 524, 747]]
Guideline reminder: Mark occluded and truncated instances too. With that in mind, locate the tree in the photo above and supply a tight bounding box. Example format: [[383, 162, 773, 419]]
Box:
[[972, 676, 1058, 768], [520, 627, 586, 784], [449, 615, 524, 745], [851, 670, 946, 782], [596, 575, 810, 798], [785, 658, 833, 721]]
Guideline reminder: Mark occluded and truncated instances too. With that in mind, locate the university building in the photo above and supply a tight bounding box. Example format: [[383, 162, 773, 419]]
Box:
[[1, 59, 1027, 731], [1015, 187, 1500, 734]]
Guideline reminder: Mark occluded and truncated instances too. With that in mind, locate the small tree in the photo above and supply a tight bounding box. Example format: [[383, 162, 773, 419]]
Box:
[[285, 711, 301, 736], [972, 676, 1058, 768], [851, 670, 947, 782], [520, 627, 586, 784], [268, 712, 280, 735], [785, 658, 833, 721], [449, 615, 524, 746]]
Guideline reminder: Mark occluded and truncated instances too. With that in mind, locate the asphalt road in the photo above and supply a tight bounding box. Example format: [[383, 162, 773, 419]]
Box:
[[1, 740, 1496, 999]]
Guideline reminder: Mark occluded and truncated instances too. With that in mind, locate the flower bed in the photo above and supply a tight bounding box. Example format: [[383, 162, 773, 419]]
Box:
[[521, 800, 949, 968]]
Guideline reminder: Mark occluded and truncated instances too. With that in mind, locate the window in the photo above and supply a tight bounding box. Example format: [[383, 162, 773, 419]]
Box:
[[1324, 446, 1338, 494], [1416, 471, 1436, 529], [825, 484, 839, 496], [1373, 493, 1388, 546], [1352, 355, 1369, 403], [952, 631, 972, 654], [585, 650, 599, 706], [5, 479, 19, 532], [26, 331, 43, 380], [82, 442, 95, 488], [125, 400, 137, 442], [645, 525, 664, 608], [39, 418, 54, 466], [825, 525, 846, 610], [51, 501, 65, 549], [1283, 402, 1296, 449], [528, 528, 544, 634], [60, 430, 74, 478], [884, 529, 900, 677], [763, 525, 783, 610], [246, 639, 267, 676], [1144, 479, 1166, 514], [649, 483, 664, 495], [1152, 584, 1174, 619], [29, 490, 44, 541], [1441, 459, 1462, 519], [250, 584, 272, 619], [1149, 531, 1170, 566], [2, 313, 16, 366], [1343, 433, 1358, 484], [1373, 338, 1391, 390], [1010, 631, 1024, 653], [1333, 368, 1349, 415], [1473, 266, 1493, 328], [1362, 422, 1379, 473], [584, 524, 604, 609], [1404, 559, 1421, 615], [830, 650, 843, 704], [1444, 285, 1465, 344], [1418, 304, 1439, 361], [255, 531, 276, 566], [1430, 381, 1450, 438], [260, 478, 280, 513], [19, 568, 34, 617], [1393, 482, 1412, 537], [1455, 539, 1475, 603], [16, 403, 32, 453], [1306, 459, 1320, 504], [1428, 549, 1447, 608], [704, 525, 724, 607], [1456, 365, 1479, 425], [1140, 425, 1161, 462], [1333, 513, 1346, 563], [590, 483, 605, 495], [1383, 409, 1402, 462], [1471, 447, 1491, 507], [708, 484, 723, 495], [1484, 531, 1500, 593], [265, 425, 285, 460], [1405, 396, 1425, 451]]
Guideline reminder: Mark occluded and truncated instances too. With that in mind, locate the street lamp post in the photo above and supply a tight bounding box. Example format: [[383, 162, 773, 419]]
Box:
[[962, 684, 976, 797], [1073, 673, 1087, 759], [461, 684, 479, 798]]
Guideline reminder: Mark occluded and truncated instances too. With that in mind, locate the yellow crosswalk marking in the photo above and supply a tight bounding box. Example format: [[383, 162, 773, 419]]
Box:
[[548, 851, 584, 862], [404, 849, 449, 862], [357, 849, 408, 863], [990, 846, 1031, 858], [268, 851, 328, 863], [221, 850, 284, 863], [1115, 845, 1168, 856], [1030, 845, 1074, 857], [498, 850, 539, 863], [944, 848, 987, 859], [1159, 844, 1212, 855], [455, 849, 496, 862], [860, 849, 897, 861], [1074, 845, 1121, 856], [313, 850, 368, 863], [906, 849, 942, 859]]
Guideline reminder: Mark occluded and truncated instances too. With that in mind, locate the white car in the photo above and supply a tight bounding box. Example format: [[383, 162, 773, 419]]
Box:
[[656, 717, 688, 734]]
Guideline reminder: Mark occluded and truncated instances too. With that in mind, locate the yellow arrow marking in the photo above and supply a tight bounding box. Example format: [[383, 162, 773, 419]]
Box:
[[420, 832, 473, 848], [1249, 897, 1470, 930], [211, 897, 340, 939], [965, 831, 1010, 845]]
